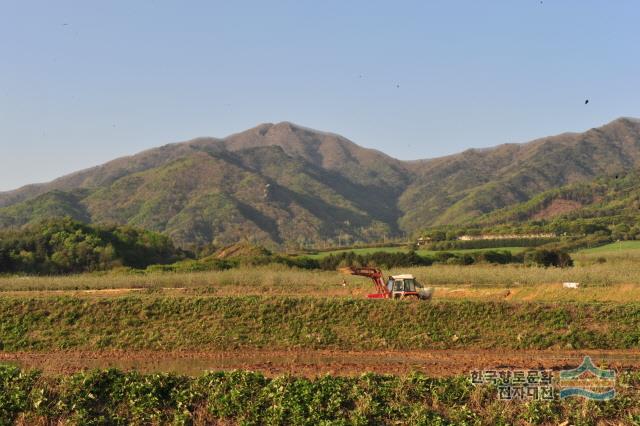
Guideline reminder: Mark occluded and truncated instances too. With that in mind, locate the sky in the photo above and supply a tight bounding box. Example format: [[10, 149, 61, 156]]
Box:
[[1, 1, 639, 191]]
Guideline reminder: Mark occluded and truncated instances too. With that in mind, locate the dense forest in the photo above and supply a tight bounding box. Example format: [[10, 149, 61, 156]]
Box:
[[0, 218, 184, 274], [417, 172, 640, 251]]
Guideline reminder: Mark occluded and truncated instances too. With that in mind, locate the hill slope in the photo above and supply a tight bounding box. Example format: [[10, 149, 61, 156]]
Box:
[[1, 118, 640, 247], [478, 172, 640, 230], [0, 123, 412, 248], [399, 117, 640, 230]]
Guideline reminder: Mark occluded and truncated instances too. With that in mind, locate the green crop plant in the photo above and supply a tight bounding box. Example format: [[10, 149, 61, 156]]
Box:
[[1, 367, 640, 425], [0, 297, 640, 352]]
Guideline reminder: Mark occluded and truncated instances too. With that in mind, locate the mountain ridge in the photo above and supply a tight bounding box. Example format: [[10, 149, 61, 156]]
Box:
[[2, 117, 640, 247]]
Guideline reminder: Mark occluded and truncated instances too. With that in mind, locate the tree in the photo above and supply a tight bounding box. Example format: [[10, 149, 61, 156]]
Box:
[[524, 249, 573, 268]]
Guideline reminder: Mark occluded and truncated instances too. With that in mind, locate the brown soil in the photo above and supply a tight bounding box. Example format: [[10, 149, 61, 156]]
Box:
[[532, 198, 583, 220], [2, 349, 640, 377]]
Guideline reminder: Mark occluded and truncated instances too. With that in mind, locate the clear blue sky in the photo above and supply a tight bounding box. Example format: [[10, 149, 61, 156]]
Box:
[[1, 1, 639, 191]]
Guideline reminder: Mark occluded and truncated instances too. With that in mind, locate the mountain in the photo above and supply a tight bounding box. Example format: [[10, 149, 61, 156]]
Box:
[[399, 117, 640, 230], [0, 122, 411, 248], [477, 172, 640, 228], [1, 118, 640, 247]]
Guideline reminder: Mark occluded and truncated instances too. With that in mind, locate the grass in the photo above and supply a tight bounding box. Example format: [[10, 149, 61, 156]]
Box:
[[1, 296, 640, 351], [395, 262, 640, 287], [4, 258, 640, 296], [416, 246, 527, 256], [306, 246, 527, 259], [578, 240, 640, 254], [3, 281, 640, 303], [432, 283, 640, 303], [306, 246, 413, 258], [0, 266, 365, 295], [3, 367, 639, 425], [573, 241, 640, 265]]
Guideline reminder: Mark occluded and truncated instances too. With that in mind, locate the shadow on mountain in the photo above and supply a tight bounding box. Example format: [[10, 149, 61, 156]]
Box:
[[235, 200, 283, 244]]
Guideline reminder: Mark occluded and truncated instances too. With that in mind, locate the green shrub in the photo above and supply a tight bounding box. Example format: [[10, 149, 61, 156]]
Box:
[[0, 218, 185, 275], [524, 249, 573, 267]]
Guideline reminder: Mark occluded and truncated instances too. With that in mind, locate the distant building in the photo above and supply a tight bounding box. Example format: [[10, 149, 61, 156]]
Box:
[[416, 237, 432, 246]]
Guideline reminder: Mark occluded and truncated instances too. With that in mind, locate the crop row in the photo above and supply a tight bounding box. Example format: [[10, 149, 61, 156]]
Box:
[[2, 297, 640, 351], [1, 366, 639, 425]]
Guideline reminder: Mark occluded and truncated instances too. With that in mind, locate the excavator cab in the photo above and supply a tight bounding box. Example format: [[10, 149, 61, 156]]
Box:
[[388, 274, 420, 299]]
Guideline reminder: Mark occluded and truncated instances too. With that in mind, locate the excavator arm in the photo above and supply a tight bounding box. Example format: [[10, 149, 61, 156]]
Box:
[[339, 266, 391, 298]]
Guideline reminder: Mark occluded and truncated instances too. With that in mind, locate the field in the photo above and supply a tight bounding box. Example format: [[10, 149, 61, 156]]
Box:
[[3, 249, 640, 423], [307, 245, 527, 258], [577, 240, 640, 254], [4, 255, 640, 295], [5, 366, 640, 425]]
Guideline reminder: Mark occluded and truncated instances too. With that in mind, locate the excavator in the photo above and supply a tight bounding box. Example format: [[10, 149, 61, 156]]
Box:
[[339, 266, 433, 300]]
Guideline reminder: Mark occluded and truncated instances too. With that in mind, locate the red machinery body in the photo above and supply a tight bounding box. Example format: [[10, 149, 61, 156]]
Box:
[[339, 266, 424, 299]]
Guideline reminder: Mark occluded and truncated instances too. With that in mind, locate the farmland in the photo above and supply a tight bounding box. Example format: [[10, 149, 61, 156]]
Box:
[[2, 293, 640, 423], [3, 251, 640, 294], [577, 240, 640, 253], [3, 0, 640, 421], [2, 248, 640, 423], [6, 296, 640, 352], [4, 366, 640, 425], [306, 245, 528, 259]]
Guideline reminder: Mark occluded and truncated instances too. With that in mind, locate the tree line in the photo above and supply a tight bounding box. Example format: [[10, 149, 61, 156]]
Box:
[[0, 218, 183, 274], [0, 218, 574, 275], [316, 249, 572, 270]]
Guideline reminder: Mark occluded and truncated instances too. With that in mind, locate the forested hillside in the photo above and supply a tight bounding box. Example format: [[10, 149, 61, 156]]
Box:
[[1, 118, 639, 248], [0, 218, 183, 274]]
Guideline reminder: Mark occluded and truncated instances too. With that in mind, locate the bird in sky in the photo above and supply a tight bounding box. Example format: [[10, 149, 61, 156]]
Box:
[[585, 99, 589, 104]]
